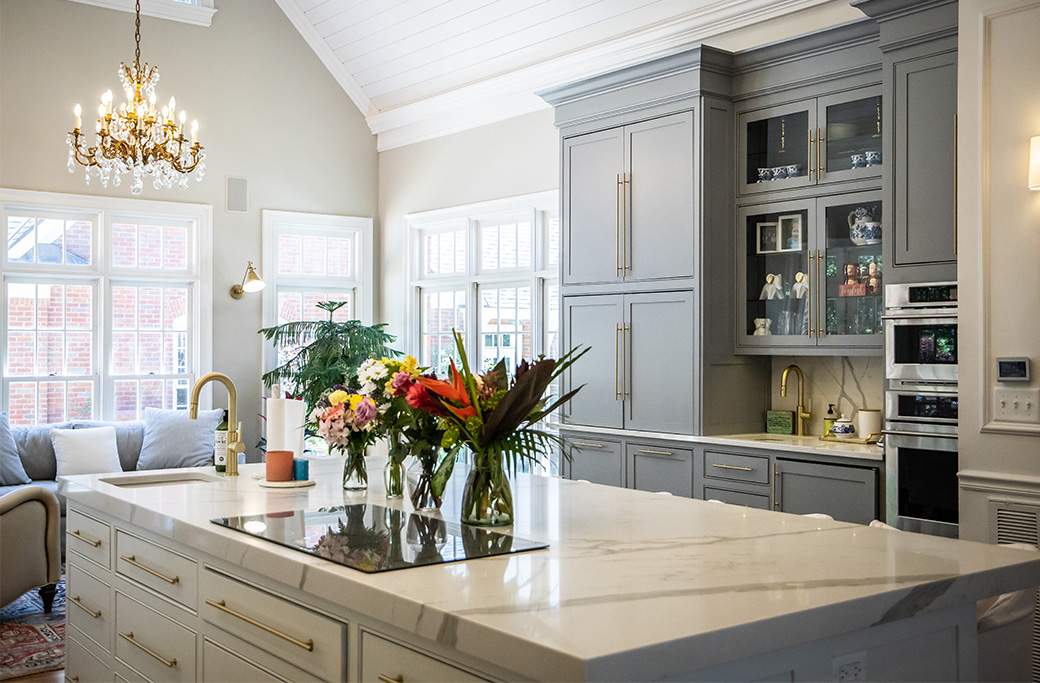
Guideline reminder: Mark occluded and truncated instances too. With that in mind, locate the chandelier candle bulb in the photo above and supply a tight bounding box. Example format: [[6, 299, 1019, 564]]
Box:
[[74, 104, 81, 131]]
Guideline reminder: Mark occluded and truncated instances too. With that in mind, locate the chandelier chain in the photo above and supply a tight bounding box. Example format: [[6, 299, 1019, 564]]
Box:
[[134, 0, 141, 73]]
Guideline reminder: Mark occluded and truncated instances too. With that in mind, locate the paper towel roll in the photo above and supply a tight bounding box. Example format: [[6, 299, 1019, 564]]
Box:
[[266, 398, 307, 458]]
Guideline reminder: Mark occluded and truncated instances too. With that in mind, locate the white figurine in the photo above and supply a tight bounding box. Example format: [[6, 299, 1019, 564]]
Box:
[[791, 271, 809, 299], [759, 274, 777, 300], [769, 273, 784, 299]]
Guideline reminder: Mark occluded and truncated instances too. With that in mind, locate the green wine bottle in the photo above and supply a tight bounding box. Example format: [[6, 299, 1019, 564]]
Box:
[[214, 409, 229, 472]]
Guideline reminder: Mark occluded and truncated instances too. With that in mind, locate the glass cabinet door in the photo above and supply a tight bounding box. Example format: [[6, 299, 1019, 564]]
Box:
[[739, 102, 816, 195], [817, 192, 883, 348], [741, 204, 815, 347], [817, 89, 883, 184]]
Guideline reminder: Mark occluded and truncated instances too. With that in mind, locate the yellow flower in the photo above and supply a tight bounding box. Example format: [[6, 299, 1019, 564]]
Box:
[[349, 394, 364, 411], [402, 355, 419, 378], [328, 389, 349, 405]]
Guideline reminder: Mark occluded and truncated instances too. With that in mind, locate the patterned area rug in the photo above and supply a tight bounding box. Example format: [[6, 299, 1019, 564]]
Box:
[[0, 570, 65, 681]]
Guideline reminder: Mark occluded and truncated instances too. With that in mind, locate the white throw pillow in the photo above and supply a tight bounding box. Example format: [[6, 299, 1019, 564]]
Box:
[[51, 426, 122, 477]]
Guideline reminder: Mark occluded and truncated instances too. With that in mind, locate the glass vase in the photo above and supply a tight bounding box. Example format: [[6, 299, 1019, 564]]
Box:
[[383, 459, 405, 499], [341, 443, 368, 490], [460, 458, 513, 527], [407, 454, 442, 511]]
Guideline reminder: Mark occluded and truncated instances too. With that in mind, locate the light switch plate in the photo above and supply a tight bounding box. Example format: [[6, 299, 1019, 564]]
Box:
[[994, 388, 1040, 423]]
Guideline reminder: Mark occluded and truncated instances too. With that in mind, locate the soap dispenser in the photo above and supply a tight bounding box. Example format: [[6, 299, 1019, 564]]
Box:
[[823, 404, 836, 436]]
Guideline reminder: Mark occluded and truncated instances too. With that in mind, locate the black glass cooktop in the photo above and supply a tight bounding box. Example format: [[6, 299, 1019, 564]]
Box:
[[211, 504, 547, 573]]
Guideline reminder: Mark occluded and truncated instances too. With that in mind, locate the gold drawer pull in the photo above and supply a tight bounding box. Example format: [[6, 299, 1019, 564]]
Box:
[[573, 442, 604, 448], [637, 448, 673, 456], [67, 530, 102, 547], [379, 675, 404, 683], [711, 463, 753, 472], [69, 596, 101, 619], [70, 677, 79, 682], [206, 599, 314, 651], [119, 631, 176, 668], [121, 555, 179, 584]]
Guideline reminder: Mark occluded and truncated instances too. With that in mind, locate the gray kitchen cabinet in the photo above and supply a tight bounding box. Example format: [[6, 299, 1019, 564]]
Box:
[[566, 435, 625, 488], [695, 446, 880, 523], [561, 111, 694, 286], [736, 191, 884, 355], [773, 457, 878, 524], [563, 290, 695, 434], [627, 441, 694, 497], [856, 0, 958, 284], [738, 86, 883, 197]]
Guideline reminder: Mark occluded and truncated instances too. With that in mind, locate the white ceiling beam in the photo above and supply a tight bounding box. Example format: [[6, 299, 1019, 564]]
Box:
[[64, 0, 217, 26]]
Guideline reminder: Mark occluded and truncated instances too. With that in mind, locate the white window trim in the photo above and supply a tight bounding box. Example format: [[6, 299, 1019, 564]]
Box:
[[0, 187, 213, 417], [260, 209, 374, 378], [406, 190, 558, 363], [65, 0, 217, 27]]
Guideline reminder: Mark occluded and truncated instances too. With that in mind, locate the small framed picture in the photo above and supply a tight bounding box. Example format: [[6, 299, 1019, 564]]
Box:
[[778, 214, 803, 252], [756, 222, 779, 253]]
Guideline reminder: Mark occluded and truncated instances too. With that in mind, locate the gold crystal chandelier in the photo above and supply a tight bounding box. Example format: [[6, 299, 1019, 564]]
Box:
[[67, 0, 205, 195]]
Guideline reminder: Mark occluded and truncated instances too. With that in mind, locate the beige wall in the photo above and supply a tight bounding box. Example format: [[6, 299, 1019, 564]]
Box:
[[957, 0, 1040, 541], [376, 109, 559, 348], [0, 0, 378, 457]]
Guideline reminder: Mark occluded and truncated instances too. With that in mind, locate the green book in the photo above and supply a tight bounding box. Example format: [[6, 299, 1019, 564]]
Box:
[[766, 410, 794, 435]]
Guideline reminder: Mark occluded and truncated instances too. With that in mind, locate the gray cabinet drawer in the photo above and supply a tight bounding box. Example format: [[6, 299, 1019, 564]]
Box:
[[115, 591, 196, 683], [116, 531, 198, 609], [566, 435, 624, 487], [628, 442, 693, 497], [200, 567, 346, 681], [68, 560, 112, 652], [67, 508, 112, 569], [703, 485, 771, 510], [703, 450, 770, 485]]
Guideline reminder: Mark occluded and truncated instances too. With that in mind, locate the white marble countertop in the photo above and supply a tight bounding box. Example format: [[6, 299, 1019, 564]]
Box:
[[560, 425, 884, 461], [62, 457, 1037, 681]]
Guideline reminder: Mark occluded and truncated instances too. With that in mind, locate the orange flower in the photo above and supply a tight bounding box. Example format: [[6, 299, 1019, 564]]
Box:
[[416, 361, 477, 419]]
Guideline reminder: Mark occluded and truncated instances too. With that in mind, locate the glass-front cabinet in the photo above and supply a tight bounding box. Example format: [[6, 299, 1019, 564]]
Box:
[[738, 87, 883, 196], [737, 191, 883, 354]]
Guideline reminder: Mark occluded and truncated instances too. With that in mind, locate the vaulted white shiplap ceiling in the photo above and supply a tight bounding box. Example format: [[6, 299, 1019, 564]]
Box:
[[272, 0, 865, 150]]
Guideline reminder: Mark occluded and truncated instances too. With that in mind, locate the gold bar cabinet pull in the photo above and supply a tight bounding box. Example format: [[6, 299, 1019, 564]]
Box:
[[638, 449, 673, 456], [67, 529, 101, 547], [206, 599, 315, 651], [621, 173, 630, 274], [616, 173, 623, 277], [614, 323, 623, 400], [816, 249, 823, 336], [573, 442, 604, 448], [69, 596, 101, 619], [806, 253, 815, 338], [807, 129, 814, 179], [711, 463, 753, 472], [378, 675, 405, 683], [119, 632, 177, 668], [121, 555, 179, 584], [620, 323, 629, 399], [816, 128, 824, 174]]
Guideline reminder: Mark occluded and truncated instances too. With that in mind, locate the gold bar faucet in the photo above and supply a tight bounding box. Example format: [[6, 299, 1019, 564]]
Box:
[[780, 364, 813, 436], [189, 372, 244, 476]]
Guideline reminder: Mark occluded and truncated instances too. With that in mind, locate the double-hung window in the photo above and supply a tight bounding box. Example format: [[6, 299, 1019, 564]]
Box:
[[409, 191, 560, 470], [261, 210, 372, 387], [1, 189, 211, 425]]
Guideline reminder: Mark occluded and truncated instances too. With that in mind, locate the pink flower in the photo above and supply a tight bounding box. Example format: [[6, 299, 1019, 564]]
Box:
[[354, 397, 377, 423], [391, 371, 413, 396]]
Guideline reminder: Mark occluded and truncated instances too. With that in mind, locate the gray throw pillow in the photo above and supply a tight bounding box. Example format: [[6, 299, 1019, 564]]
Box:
[[137, 408, 223, 470], [0, 412, 31, 485]]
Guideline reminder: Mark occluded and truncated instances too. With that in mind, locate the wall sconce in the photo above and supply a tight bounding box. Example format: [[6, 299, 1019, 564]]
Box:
[[1030, 136, 1040, 190], [230, 261, 266, 299]]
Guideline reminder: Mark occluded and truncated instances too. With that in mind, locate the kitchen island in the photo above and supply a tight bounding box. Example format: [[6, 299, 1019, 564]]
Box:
[[61, 456, 1040, 682]]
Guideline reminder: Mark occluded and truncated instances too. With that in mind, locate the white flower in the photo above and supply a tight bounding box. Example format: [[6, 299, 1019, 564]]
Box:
[[358, 359, 387, 386]]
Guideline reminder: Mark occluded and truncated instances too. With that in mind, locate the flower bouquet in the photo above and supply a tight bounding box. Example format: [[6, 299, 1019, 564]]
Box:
[[356, 355, 456, 507], [411, 330, 587, 526], [310, 386, 379, 489]]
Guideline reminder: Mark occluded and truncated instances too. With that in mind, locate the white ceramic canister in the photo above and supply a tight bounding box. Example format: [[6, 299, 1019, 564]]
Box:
[[832, 414, 856, 439], [856, 409, 882, 440]]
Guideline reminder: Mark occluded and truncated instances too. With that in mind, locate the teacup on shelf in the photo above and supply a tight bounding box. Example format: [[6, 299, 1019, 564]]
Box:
[[757, 167, 773, 182], [865, 150, 881, 166], [851, 153, 867, 169], [772, 166, 789, 180], [785, 163, 802, 178]]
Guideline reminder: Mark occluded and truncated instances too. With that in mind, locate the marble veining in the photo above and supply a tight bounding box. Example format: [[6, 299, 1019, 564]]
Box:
[[59, 457, 1040, 681], [772, 355, 884, 435]]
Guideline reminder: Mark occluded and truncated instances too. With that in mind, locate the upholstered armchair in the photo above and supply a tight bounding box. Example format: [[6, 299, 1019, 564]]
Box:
[[0, 485, 61, 612]]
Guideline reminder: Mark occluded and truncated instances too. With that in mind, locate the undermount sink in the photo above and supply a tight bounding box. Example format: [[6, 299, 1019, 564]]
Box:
[[98, 471, 224, 488]]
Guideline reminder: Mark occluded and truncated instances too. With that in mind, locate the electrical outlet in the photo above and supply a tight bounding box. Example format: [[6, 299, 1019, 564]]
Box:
[[833, 651, 867, 682], [994, 388, 1040, 423]]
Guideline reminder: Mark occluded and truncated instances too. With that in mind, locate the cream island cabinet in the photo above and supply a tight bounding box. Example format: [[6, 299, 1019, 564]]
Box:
[[61, 457, 1040, 682]]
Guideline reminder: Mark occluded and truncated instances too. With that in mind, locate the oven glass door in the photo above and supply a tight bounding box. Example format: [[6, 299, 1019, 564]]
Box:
[[885, 432, 958, 538], [885, 316, 958, 381], [885, 391, 958, 425]]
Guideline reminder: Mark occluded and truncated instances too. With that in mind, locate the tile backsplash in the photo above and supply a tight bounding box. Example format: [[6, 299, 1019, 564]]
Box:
[[769, 356, 883, 437]]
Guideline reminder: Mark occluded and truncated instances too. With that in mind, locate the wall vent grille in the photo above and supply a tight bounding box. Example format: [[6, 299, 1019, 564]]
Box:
[[991, 500, 1040, 682]]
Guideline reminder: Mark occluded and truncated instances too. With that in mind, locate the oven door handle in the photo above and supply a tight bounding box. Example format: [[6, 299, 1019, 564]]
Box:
[[881, 312, 958, 321], [883, 429, 958, 439]]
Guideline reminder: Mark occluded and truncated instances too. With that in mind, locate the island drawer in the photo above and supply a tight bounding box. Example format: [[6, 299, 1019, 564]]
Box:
[[115, 591, 196, 683], [67, 560, 113, 652], [703, 485, 771, 510], [67, 629, 114, 683], [67, 508, 112, 569], [703, 451, 770, 485], [116, 531, 198, 609], [360, 630, 489, 683], [627, 441, 694, 497], [200, 567, 346, 680], [203, 638, 286, 682]]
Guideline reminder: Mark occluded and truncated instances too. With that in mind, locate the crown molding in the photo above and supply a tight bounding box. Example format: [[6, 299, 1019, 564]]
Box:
[[272, 0, 373, 118], [65, 0, 216, 26]]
